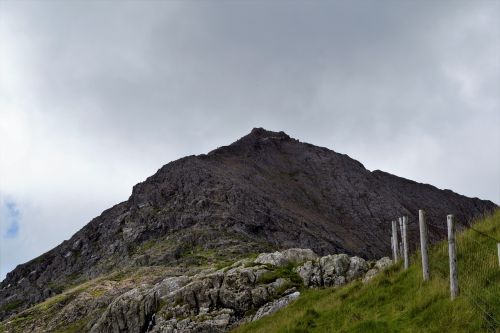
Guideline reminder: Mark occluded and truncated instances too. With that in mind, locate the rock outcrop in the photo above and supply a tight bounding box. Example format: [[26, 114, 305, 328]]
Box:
[[294, 253, 391, 288], [251, 291, 300, 322], [50, 249, 389, 333], [90, 287, 158, 333], [1, 128, 496, 320], [254, 248, 318, 267]]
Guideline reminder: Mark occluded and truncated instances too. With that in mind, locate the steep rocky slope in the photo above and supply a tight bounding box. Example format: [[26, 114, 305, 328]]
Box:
[[0, 128, 496, 321], [0, 248, 392, 333]]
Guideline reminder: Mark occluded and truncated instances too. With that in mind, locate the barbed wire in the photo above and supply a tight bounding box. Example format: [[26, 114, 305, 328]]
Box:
[[455, 217, 499, 333], [464, 292, 500, 332], [426, 221, 448, 231], [456, 219, 500, 243], [388, 215, 499, 241]]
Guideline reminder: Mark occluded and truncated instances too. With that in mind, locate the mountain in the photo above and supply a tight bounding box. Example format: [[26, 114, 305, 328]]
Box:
[[0, 128, 496, 321]]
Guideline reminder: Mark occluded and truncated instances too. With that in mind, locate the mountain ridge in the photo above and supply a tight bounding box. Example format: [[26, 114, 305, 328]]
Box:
[[1, 128, 496, 320]]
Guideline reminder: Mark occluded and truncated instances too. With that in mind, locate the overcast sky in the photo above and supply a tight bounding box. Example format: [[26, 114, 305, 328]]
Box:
[[0, 0, 499, 280]]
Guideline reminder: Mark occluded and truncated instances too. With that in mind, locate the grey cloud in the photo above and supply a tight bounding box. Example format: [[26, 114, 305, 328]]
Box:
[[0, 0, 498, 279]]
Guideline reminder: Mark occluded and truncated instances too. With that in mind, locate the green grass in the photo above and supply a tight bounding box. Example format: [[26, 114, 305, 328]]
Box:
[[2, 211, 498, 333], [0, 271, 123, 332], [52, 317, 89, 333], [234, 210, 500, 333], [257, 263, 303, 286], [0, 300, 24, 313]]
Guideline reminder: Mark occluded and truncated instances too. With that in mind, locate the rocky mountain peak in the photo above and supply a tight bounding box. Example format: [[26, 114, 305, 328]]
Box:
[[0, 129, 496, 322], [207, 127, 293, 156], [247, 127, 291, 141]]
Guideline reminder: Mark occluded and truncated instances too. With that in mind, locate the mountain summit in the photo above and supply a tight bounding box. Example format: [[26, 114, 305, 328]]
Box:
[[0, 128, 496, 320]]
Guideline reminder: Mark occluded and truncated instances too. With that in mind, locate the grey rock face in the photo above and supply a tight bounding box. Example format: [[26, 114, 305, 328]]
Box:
[[1, 128, 496, 320], [90, 287, 158, 333], [295, 260, 322, 287], [375, 257, 393, 270], [346, 256, 369, 282], [254, 248, 318, 267], [295, 253, 389, 288], [320, 254, 350, 287]]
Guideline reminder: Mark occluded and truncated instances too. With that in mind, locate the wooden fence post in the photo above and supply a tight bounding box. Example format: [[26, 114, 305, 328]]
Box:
[[392, 220, 399, 262], [447, 215, 459, 300], [391, 234, 394, 260], [402, 216, 409, 270], [497, 243, 500, 268], [419, 210, 429, 281], [399, 217, 404, 258]]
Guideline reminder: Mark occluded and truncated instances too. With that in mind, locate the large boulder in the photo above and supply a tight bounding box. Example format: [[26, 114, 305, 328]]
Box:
[[320, 254, 350, 287], [254, 249, 318, 267], [295, 261, 322, 287], [375, 257, 392, 270], [346, 256, 369, 282]]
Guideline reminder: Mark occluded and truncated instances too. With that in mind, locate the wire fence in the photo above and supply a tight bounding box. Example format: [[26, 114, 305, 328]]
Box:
[[395, 213, 500, 333], [455, 219, 500, 332]]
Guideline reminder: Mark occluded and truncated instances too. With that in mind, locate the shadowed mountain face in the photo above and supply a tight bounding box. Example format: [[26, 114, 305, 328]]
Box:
[[0, 128, 496, 319]]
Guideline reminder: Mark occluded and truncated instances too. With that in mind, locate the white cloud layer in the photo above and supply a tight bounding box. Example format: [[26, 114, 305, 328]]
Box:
[[0, 0, 498, 280]]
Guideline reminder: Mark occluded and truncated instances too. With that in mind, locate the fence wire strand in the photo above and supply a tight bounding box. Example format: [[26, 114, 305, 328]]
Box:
[[396, 214, 500, 332], [455, 218, 500, 333]]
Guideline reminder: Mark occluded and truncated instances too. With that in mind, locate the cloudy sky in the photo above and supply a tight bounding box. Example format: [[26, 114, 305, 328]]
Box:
[[0, 0, 499, 280]]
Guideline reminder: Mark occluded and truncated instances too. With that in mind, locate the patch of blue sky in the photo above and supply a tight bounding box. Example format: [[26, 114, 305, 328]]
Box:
[[1, 199, 20, 238]]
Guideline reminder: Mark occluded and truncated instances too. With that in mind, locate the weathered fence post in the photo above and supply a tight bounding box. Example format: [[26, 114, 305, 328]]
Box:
[[391, 235, 395, 259], [402, 216, 409, 270], [419, 210, 429, 281], [497, 243, 500, 268], [447, 215, 459, 300], [392, 220, 399, 262], [399, 217, 404, 258]]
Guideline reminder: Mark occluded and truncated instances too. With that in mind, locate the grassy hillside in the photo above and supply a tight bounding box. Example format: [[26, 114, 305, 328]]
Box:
[[234, 210, 500, 333], [1, 211, 497, 332]]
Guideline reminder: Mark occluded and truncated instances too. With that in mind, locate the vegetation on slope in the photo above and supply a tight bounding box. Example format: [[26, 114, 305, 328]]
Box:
[[0, 266, 175, 333], [2, 211, 498, 332], [234, 210, 500, 333], [0, 249, 267, 332]]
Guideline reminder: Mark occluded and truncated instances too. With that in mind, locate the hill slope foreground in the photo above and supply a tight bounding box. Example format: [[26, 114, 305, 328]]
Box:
[[235, 211, 500, 333]]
